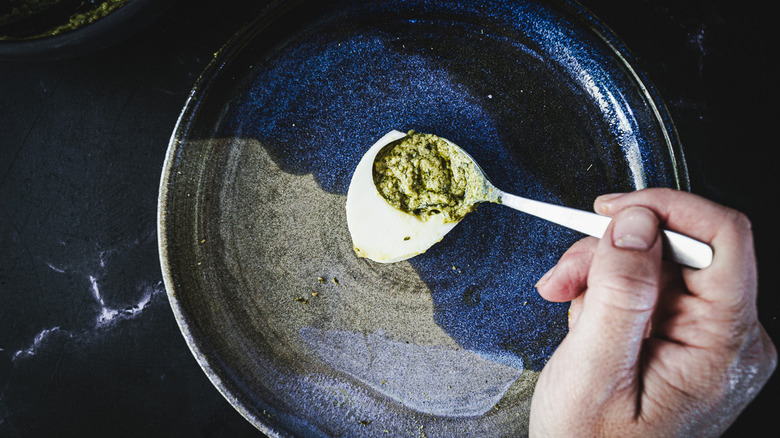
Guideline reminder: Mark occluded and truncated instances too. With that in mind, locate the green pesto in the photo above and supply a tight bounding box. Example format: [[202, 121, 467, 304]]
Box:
[[373, 131, 487, 223], [1, 0, 129, 40]]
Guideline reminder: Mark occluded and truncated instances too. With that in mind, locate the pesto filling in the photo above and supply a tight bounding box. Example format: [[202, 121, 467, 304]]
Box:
[[373, 131, 482, 223]]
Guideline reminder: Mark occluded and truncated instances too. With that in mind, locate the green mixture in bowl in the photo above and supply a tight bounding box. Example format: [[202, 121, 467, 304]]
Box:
[[1, 0, 129, 40]]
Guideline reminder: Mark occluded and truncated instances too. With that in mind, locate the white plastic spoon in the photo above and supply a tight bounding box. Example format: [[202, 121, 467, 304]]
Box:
[[346, 130, 713, 269]]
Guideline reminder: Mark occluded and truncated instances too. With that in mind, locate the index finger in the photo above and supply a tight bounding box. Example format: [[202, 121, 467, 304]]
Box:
[[594, 188, 757, 309]]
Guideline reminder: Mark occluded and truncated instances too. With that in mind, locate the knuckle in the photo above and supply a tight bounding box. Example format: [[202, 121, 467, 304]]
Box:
[[711, 206, 754, 245], [725, 208, 753, 234], [654, 187, 677, 198]]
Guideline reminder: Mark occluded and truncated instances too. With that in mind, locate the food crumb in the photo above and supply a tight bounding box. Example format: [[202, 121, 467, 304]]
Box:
[[332, 277, 339, 285], [317, 276, 324, 283], [295, 297, 309, 304]]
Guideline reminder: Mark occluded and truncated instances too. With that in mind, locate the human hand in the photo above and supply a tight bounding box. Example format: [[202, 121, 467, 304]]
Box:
[[530, 188, 776, 437]]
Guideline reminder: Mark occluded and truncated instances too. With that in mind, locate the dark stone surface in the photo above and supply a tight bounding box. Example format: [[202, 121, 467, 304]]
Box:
[[1, 0, 775, 436]]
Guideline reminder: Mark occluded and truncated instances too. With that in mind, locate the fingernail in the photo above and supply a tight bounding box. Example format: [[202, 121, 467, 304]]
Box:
[[612, 207, 657, 250], [595, 192, 625, 214], [597, 192, 625, 202], [535, 265, 555, 288]]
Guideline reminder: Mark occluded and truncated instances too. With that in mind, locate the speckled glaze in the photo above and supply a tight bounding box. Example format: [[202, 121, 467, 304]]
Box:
[[158, 0, 688, 436]]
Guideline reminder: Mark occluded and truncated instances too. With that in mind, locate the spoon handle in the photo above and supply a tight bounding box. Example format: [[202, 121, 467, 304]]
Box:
[[499, 192, 713, 269]]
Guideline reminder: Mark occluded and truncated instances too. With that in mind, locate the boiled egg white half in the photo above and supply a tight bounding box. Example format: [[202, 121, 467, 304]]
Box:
[[346, 130, 461, 263]]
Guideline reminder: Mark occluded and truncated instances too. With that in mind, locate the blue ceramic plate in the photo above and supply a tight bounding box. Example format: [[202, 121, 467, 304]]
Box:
[[158, 0, 688, 436]]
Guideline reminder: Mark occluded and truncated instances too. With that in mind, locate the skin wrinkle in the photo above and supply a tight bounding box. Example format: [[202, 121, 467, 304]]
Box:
[[653, 296, 749, 351], [717, 286, 756, 323], [588, 278, 659, 313], [641, 365, 706, 429], [678, 350, 723, 398], [626, 397, 684, 437], [552, 358, 631, 436], [685, 293, 753, 346], [560, 333, 631, 401], [652, 317, 718, 350], [571, 321, 644, 386], [633, 361, 644, 421]]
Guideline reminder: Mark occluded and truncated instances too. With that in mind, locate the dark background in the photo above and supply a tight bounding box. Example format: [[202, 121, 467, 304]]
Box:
[[1, 0, 776, 436]]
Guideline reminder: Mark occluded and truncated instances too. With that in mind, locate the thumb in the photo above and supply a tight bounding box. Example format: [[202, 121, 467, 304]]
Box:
[[531, 206, 664, 433], [571, 206, 663, 382]]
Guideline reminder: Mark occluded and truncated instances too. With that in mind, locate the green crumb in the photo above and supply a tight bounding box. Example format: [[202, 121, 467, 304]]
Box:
[[332, 277, 339, 285], [359, 420, 372, 426], [295, 297, 309, 304]]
